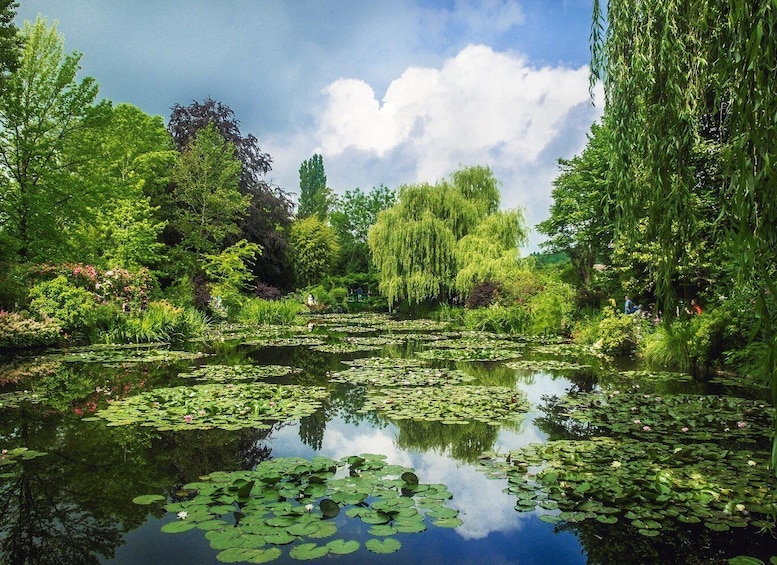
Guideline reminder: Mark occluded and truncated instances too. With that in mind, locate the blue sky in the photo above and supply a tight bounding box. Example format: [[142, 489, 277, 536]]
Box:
[[14, 0, 602, 252]]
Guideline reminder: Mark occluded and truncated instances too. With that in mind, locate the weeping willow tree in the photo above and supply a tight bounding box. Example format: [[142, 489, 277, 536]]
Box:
[[454, 209, 528, 295], [368, 165, 522, 307], [591, 0, 777, 471]]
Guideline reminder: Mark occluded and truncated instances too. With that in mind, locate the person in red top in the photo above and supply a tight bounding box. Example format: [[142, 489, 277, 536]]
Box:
[[689, 297, 703, 315]]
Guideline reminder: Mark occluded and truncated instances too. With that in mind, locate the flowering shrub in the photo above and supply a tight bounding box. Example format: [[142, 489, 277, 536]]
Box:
[[32, 263, 154, 311], [0, 311, 61, 349]]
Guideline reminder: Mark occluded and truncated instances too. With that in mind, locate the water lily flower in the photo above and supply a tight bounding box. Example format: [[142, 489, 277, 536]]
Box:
[[748, 460, 757, 466], [611, 461, 622, 468], [724, 427, 730, 432], [736, 504, 746, 512], [633, 419, 641, 425], [177, 511, 188, 520], [642, 425, 651, 432], [184, 414, 193, 423], [199, 409, 206, 416], [305, 503, 314, 512], [681, 427, 689, 433], [631, 407, 638, 411], [737, 421, 747, 428]]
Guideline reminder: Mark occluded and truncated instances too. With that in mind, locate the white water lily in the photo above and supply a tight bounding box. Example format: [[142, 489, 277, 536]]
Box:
[[611, 461, 622, 468], [177, 510, 188, 520], [305, 503, 314, 512]]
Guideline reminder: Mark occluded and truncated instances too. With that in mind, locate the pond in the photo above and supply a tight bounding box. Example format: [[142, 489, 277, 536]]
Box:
[[1, 313, 775, 565]]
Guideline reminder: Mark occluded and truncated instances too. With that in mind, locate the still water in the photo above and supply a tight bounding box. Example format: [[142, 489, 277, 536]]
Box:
[[0, 314, 773, 564]]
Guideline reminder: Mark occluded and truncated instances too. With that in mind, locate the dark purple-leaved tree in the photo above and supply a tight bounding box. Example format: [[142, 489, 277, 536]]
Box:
[[167, 97, 293, 289]]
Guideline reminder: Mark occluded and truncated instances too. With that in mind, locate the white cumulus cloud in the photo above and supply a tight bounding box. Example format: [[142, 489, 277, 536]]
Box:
[[317, 43, 594, 192]]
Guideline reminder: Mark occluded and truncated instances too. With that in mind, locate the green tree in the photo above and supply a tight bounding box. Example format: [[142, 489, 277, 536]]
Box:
[[0, 0, 20, 91], [454, 208, 527, 296], [297, 153, 332, 220], [167, 123, 249, 263], [167, 98, 293, 288], [591, 0, 777, 468], [369, 165, 512, 307], [67, 103, 176, 269], [289, 216, 339, 288], [330, 184, 395, 274], [537, 122, 615, 288], [0, 17, 109, 263]]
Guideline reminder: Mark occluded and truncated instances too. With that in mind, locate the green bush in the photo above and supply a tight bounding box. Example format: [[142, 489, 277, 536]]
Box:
[[579, 308, 648, 356], [106, 300, 208, 343], [526, 279, 575, 335], [0, 311, 62, 349], [237, 298, 303, 325], [641, 308, 728, 374], [28, 275, 100, 335]]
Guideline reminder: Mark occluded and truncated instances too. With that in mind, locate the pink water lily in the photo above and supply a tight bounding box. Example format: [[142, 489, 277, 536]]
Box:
[[184, 414, 193, 423], [642, 425, 651, 432]]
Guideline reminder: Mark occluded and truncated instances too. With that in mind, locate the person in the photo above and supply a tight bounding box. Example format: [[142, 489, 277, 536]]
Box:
[[307, 294, 315, 307], [624, 295, 639, 314], [689, 297, 703, 315]]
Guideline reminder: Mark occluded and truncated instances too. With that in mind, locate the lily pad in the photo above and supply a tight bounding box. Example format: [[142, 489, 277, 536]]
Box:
[[95, 382, 329, 431]]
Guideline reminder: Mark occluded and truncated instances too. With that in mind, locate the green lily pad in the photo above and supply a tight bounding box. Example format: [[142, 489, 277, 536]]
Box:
[[365, 538, 402, 554], [325, 539, 360, 555], [132, 494, 165, 505]]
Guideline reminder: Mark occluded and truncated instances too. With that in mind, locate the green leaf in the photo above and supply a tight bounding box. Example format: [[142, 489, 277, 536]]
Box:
[[366, 538, 402, 554], [325, 539, 360, 555], [132, 494, 165, 505]]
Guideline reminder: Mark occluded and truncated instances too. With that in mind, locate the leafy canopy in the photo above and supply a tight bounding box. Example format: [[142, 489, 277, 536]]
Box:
[[369, 165, 525, 306]]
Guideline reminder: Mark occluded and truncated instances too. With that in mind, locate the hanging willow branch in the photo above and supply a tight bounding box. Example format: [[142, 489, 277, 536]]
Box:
[[591, 0, 777, 473]]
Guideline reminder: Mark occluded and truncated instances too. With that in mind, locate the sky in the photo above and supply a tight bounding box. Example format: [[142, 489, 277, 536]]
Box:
[[14, 0, 603, 252]]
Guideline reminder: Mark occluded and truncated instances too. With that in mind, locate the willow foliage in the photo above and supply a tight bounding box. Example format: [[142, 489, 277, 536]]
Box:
[[591, 0, 777, 471], [454, 209, 527, 296], [369, 166, 523, 307]]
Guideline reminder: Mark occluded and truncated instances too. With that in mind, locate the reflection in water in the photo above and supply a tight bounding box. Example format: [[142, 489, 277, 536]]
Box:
[[3, 322, 768, 564]]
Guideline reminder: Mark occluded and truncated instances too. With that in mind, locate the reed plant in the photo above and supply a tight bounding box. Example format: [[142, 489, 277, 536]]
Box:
[[105, 300, 208, 343], [237, 298, 303, 326]]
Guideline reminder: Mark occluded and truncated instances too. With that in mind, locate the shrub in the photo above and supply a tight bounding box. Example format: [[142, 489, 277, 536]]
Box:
[[28, 275, 100, 335], [0, 311, 62, 349], [237, 298, 303, 325], [255, 282, 282, 301], [466, 281, 500, 309], [526, 279, 575, 335], [594, 310, 648, 356], [641, 308, 728, 374]]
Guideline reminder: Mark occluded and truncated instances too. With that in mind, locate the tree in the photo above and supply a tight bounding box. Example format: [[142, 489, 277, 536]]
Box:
[[297, 153, 332, 220], [454, 209, 528, 296], [329, 184, 395, 274], [289, 216, 339, 288], [67, 103, 176, 269], [167, 123, 248, 262], [0, 0, 20, 91], [591, 0, 777, 469], [369, 165, 516, 306], [167, 98, 293, 287], [537, 122, 615, 288], [0, 17, 109, 263]]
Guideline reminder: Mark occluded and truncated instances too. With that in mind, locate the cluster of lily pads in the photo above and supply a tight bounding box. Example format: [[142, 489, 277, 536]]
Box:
[[504, 359, 592, 373], [478, 382, 776, 536], [330, 357, 475, 387], [92, 382, 328, 431], [56, 343, 211, 365], [416, 347, 521, 362], [0, 446, 47, 475], [361, 384, 530, 425], [133, 453, 460, 562], [179, 364, 300, 383]]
